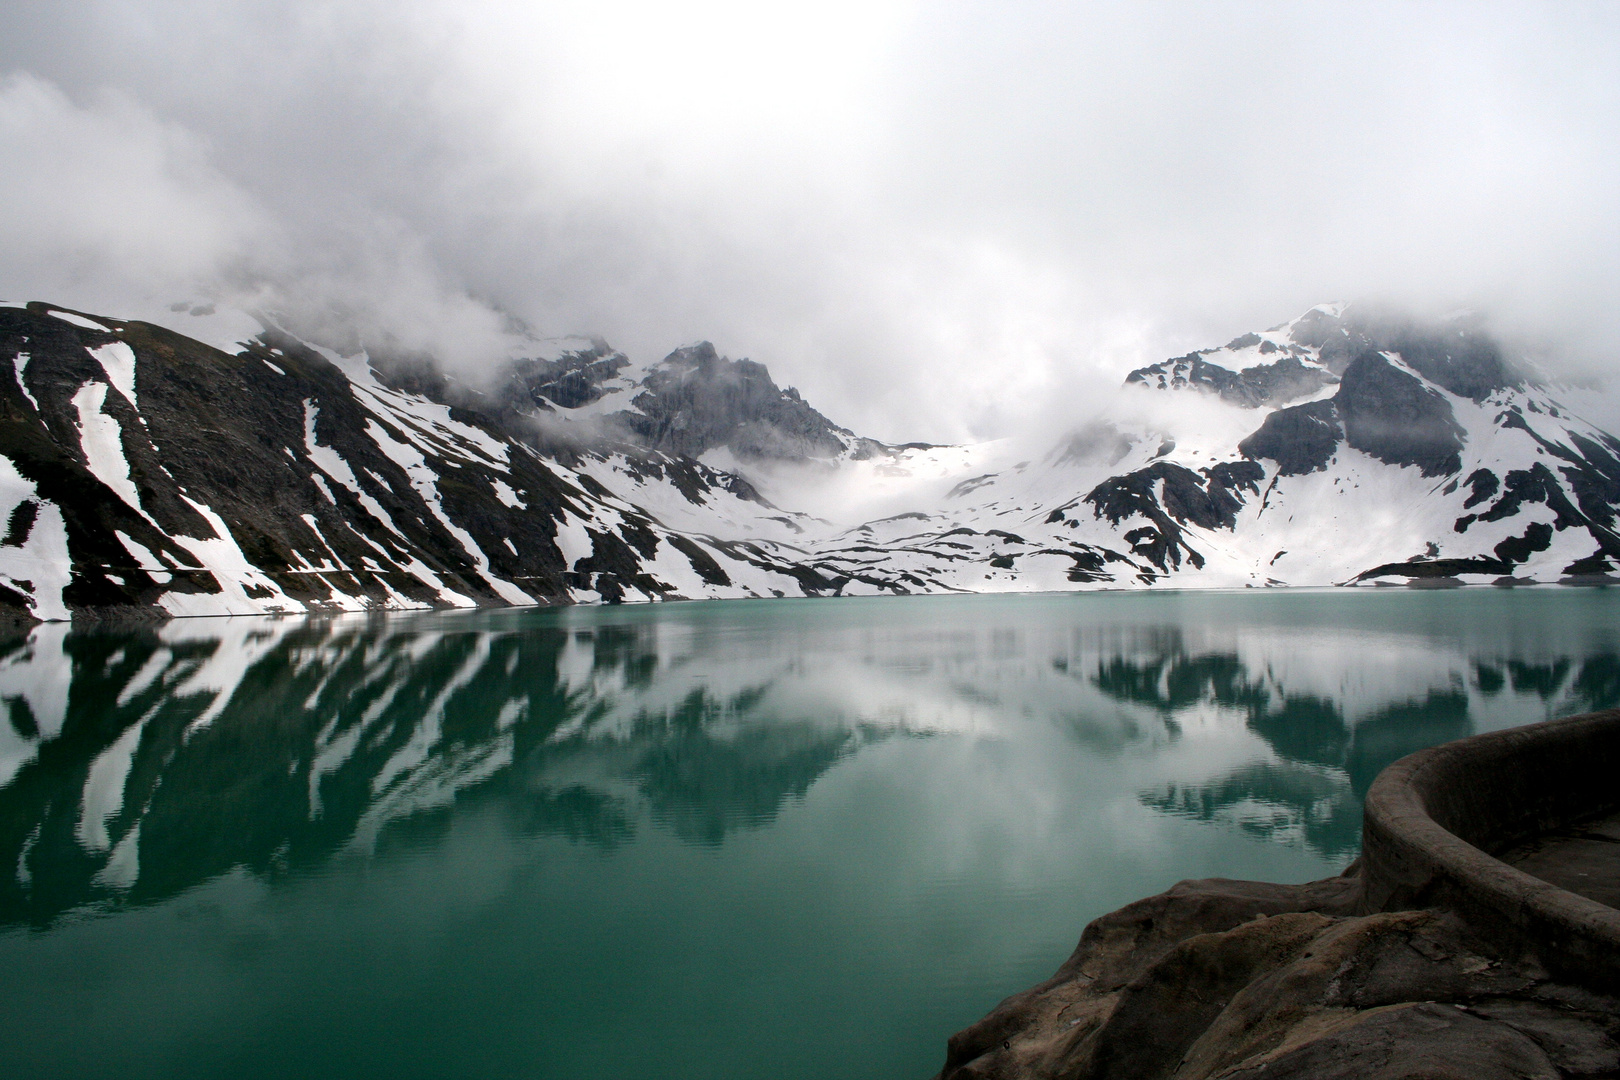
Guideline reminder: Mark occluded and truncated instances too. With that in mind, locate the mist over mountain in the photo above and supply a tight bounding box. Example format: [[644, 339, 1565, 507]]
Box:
[[3, 4, 1619, 446], [1, 4, 1617, 620], [1, 297, 1616, 622]]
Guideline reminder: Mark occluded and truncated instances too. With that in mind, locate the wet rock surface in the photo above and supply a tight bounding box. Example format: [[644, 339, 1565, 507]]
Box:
[[934, 875, 1620, 1080], [938, 710, 1620, 1080]]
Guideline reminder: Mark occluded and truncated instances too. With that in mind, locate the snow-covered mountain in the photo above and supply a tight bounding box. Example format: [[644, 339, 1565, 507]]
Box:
[[0, 299, 1616, 621], [816, 305, 1620, 593]]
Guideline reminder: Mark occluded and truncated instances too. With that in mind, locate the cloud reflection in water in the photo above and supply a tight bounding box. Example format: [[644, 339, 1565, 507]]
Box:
[[0, 592, 1615, 927]]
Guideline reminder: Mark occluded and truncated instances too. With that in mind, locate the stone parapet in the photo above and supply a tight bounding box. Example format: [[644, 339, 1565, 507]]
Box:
[[1360, 707, 1620, 989], [935, 709, 1620, 1079]]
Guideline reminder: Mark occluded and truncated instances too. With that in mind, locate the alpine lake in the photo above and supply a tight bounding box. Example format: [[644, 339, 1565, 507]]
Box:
[[1, 587, 1617, 1080]]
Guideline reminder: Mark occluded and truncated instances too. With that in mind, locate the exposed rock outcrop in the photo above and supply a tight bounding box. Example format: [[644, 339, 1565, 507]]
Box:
[[934, 876, 1620, 1080], [502, 337, 629, 410], [4, 298, 1620, 617], [936, 709, 1620, 1080], [1237, 399, 1341, 476], [613, 342, 875, 462], [1127, 352, 1338, 408], [0, 303, 848, 619], [1335, 350, 1466, 477], [1082, 461, 1266, 573], [1124, 305, 1519, 414], [1238, 349, 1467, 479]]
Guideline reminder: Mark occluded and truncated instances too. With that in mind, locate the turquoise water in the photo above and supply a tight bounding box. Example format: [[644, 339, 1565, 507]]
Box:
[[1, 588, 1616, 1079]]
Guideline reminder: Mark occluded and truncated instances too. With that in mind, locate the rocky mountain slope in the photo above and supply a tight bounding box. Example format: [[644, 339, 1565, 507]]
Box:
[[0, 299, 1616, 621], [808, 305, 1620, 593]]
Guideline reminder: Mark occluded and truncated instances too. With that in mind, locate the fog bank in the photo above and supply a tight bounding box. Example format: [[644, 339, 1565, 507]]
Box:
[[3, 1, 1618, 442]]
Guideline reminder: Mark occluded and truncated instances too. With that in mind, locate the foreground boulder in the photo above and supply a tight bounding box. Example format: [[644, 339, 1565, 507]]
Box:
[[936, 709, 1620, 1079]]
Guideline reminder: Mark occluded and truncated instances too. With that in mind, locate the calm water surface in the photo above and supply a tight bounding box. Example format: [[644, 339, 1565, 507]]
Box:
[[1, 588, 1617, 1079]]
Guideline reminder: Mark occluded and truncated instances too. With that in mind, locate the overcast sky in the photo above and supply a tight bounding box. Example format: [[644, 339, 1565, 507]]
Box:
[[3, 1, 1618, 442]]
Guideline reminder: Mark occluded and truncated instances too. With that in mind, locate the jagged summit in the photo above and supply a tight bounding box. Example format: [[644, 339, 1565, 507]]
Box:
[[505, 337, 630, 411], [1125, 304, 1521, 410], [497, 337, 888, 465], [613, 341, 876, 463], [0, 298, 1615, 622]]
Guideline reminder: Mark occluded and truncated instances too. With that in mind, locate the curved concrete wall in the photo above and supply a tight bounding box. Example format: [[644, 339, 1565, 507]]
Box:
[[1360, 707, 1620, 989]]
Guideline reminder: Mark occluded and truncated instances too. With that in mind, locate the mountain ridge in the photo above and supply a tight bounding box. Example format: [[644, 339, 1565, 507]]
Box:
[[0, 299, 1616, 622]]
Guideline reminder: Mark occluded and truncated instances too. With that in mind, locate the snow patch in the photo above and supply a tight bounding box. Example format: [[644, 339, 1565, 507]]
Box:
[[72, 382, 146, 516], [47, 309, 108, 331], [90, 341, 137, 408], [162, 496, 295, 617], [491, 477, 523, 508], [12, 353, 38, 411]]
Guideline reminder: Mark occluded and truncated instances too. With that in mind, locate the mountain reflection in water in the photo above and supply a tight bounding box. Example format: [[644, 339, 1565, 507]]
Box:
[[1, 592, 1617, 930]]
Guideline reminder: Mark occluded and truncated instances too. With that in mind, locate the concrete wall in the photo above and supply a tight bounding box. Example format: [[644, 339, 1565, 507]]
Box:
[[1360, 707, 1620, 990]]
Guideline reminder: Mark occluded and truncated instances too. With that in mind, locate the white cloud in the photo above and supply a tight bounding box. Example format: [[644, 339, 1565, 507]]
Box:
[[1, 2, 1617, 440], [0, 73, 271, 309]]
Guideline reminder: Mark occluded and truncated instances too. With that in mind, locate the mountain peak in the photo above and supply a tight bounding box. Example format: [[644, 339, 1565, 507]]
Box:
[[1126, 304, 1523, 410], [1, 297, 1615, 623], [619, 344, 859, 463]]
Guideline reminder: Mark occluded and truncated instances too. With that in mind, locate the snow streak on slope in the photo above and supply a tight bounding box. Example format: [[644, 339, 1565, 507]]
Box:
[[0, 456, 72, 621], [1, 299, 1618, 620], [72, 382, 145, 517], [0, 303, 871, 619]]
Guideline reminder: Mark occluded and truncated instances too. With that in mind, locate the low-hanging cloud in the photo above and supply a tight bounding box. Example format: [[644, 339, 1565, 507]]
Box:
[[3, 1, 1618, 444], [0, 73, 271, 307]]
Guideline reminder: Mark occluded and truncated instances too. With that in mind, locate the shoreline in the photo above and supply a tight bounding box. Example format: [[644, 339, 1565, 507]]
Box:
[[17, 572, 1618, 627]]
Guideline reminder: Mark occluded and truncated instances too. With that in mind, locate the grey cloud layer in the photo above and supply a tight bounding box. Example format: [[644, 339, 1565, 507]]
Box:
[[2, 0, 1617, 442]]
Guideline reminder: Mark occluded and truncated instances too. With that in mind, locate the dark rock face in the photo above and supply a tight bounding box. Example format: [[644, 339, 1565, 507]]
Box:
[[1238, 399, 1341, 475], [0, 305, 590, 618], [1334, 350, 1465, 476], [1127, 352, 1235, 395], [1286, 307, 1519, 396], [1489, 412, 1620, 542], [1463, 467, 1501, 508], [1229, 355, 1338, 406], [1368, 313, 1520, 402], [1449, 459, 1620, 566], [1564, 433, 1620, 531], [1356, 557, 1514, 581], [1285, 305, 1360, 368], [1131, 306, 1521, 412], [1125, 353, 1335, 408], [614, 342, 857, 462], [1084, 461, 1264, 573], [0, 305, 845, 620], [503, 339, 628, 410]]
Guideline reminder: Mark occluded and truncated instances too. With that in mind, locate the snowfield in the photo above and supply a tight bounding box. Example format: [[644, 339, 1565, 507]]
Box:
[[0, 300, 1616, 620]]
